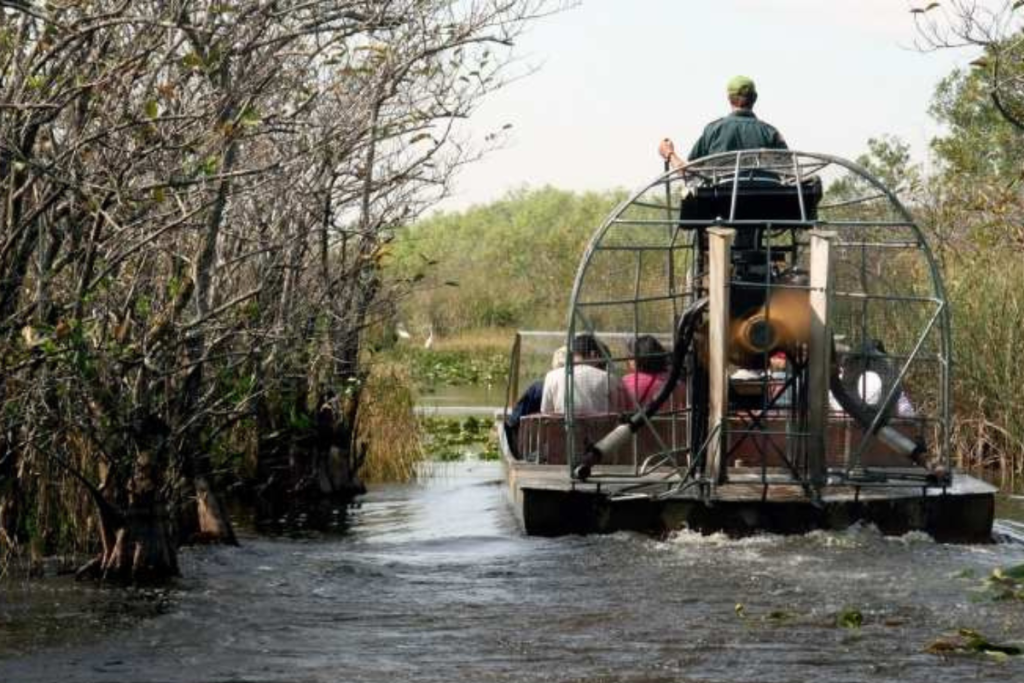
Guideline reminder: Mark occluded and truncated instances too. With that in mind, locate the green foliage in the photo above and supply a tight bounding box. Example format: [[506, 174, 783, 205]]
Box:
[[388, 345, 506, 389], [420, 415, 499, 461], [930, 63, 1024, 181], [828, 135, 921, 202], [926, 628, 1024, 657], [390, 186, 623, 333], [826, 62, 1024, 487], [734, 603, 796, 625], [945, 252, 1024, 476], [835, 607, 864, 630], [973, 563, 1024, 601], [916, 42, 1024, 483], [287, 405, 313, 432]]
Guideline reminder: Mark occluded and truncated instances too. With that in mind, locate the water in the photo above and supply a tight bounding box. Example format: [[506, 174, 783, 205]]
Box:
[[416, 383, 507, 414], [3, 461, 1024, 683]]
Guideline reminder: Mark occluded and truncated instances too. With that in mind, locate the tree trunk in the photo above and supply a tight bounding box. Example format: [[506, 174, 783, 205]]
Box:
[[315, 393, 364, 497], [194, 476, 238, 545], [0, 444, 18, 555], [173, 111, 241, 545], [76, 450, 178, 585]]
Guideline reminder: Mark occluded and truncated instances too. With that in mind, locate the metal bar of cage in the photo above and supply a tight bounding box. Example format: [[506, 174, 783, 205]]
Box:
[[559, 149, 952, 491], [819, 192, 890, 210], [629, 199, 674, 212], [847, 302, 945, 472], [837, 241, 921, 249], [611, 218, 917, 228], [576, 293, 688, 308], [728, 150, 744, 221], [504, 332, 522, 421], [792, 152, 808, 222], [595, 245, 690, 252]]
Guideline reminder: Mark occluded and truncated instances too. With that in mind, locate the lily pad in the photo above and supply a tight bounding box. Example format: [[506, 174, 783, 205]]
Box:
[[926, 628, 1024, 657], [836, 608, 864, 629], [975, 563, 1024, 601]]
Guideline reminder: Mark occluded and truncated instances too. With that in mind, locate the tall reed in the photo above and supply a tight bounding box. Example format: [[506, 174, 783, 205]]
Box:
[[355, 363, 425, 484], [946, 251, 1024, 489]]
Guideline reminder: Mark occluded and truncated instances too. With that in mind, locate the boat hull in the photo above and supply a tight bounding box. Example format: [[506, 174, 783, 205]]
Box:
[[501, 449, 996, 542]]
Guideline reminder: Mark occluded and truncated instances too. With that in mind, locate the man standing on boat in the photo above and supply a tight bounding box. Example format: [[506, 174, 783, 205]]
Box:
[[658, 75, 787, 168]]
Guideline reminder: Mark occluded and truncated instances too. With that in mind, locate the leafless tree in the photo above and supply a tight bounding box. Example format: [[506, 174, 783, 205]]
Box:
[[0, 0, 566, 583], [913, 0, 1024, 129]]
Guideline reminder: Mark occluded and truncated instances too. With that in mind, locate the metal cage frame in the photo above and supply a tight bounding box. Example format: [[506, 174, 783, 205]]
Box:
[[561, 149, 952, 499]]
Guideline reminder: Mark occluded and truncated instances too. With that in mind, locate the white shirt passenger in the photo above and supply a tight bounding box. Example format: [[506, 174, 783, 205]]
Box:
[[541, 362, 623, 415], [828, 370, 915, 416]]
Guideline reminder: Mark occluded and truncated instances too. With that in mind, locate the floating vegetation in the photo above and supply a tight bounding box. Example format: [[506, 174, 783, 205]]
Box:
[[974, 563, 1024, 602], [388, 346, 506, 390], [421, 416, 499, 462], [926, 628, 1024, 657], [736, 603, 901, 631], [766, 609, 794, 622], [734, 603, 795, 625], [835, 607, 864, 630]]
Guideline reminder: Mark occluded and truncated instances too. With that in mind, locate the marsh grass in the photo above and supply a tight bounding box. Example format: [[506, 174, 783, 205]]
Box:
[[946, 253, 1024, 489], [430, 328, 514, 355], [356, 363, 425, 484], [382, 343, 507, 390]]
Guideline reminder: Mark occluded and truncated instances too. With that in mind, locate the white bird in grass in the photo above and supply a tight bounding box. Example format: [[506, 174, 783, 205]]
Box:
[[424, 325, 434, 350], [396, 322, 411, 340]]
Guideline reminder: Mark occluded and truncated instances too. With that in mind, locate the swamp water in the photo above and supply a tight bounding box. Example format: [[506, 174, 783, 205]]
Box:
[[2, 461, 1024, 683]]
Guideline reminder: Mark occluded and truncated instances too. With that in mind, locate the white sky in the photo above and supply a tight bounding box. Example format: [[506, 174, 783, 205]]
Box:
[[438, 0, 983, 211]]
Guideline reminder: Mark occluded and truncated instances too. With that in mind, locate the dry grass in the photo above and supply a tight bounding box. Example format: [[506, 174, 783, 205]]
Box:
[[355, 362, 426, 484], [429, 327, 516, 355], [952, 416, 1024, 491], [946, 252, 1024, 490]]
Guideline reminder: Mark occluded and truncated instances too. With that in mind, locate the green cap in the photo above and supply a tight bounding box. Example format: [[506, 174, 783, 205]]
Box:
[[727, 75, 757, 97]]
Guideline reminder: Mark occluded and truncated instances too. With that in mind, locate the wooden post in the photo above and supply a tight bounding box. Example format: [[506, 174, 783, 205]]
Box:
[[807, 230, 836, 489], [707, 228, 734, 487]]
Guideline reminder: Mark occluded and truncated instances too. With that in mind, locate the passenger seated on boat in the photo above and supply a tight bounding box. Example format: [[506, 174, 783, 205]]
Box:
[[622, 335, 684, 409], [504, 346, 567, 458], [540, 334, 627, 415], [829, 340, 916, 418], [767, 351, 792, 406], [828, 369, 916, 417]]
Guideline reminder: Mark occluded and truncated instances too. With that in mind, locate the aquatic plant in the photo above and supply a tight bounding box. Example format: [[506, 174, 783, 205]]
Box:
[[356, 364, 426, 484], [945, 253, 1024, 490], [926, 628, 1023, 657], [733, 603, 796, 626], [973, 563, 1024, 602], [386, 346, 508, 390], [835, 608, 864, 630], [421, 416, 500, 462]]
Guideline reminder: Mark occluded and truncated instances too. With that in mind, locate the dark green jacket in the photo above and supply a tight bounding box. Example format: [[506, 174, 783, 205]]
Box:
[[688, 109, 787, 161]]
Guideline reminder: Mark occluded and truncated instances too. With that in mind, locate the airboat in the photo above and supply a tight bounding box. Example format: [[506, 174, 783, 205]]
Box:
[[498, 149, 995, 541]]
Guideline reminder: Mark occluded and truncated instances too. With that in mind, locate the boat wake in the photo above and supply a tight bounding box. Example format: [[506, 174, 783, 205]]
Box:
[[993, 518, 1024, 545]]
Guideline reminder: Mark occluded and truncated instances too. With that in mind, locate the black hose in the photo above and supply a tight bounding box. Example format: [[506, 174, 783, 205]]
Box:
[[633, 297, 708, 424], [573, 297, 708, 481], [828, 356, 926, 465]]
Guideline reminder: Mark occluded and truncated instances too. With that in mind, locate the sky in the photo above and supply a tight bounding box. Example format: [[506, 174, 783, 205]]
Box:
[[437, 0, 983, 211]]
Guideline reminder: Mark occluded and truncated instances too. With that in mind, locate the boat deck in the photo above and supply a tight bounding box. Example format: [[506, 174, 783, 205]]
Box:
[[504, 457, 997, 542]]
